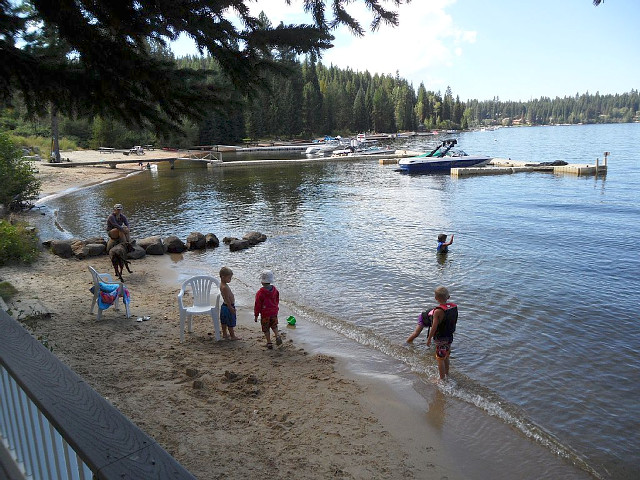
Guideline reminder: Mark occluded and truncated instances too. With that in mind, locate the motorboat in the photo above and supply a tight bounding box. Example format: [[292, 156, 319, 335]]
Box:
[[305, 144, 338, 155], [304, 136, 344, 156], [331, 136, 396, 157], [331, 145, 396, 157], [354, 145, 396, 156], [397, 139, 491, 174]]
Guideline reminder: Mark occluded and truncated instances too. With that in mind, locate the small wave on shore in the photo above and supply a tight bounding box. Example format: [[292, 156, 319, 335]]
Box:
[[282, 297, 602, 479]]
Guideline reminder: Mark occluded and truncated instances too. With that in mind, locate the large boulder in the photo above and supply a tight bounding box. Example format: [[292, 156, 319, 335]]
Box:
[[50, 239, 74, 258], [164, 235, 186, 253], [85, 243, 105, 257], [84, 236, 107, 246], [71, 240, 88, 259], [205, 233, 220, 248], [127, 244, 146, 259], [224, 232, 267, 252], [138, 236, 165, 255], [229, 239, 250, 252], [243, 231, 267, 245], [186, 232, 206, 250]]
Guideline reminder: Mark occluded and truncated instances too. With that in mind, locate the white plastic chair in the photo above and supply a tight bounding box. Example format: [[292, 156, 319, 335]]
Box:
[[177, 275, 221, 342], [89, 266, 130, 320]]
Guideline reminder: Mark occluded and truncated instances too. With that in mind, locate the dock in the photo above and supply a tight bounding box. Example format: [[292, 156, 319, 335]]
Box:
[[42, 157, 182, 169], [451, 157, 608, 177], [236, 144, 311, 152], [39, 147, 609, 177], [379, 155, 608, 177], [41, 151, 220, 169]]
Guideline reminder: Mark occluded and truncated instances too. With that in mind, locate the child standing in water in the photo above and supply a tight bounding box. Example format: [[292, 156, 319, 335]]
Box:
[[437, 233, 454, 253], [426, 286, 458, 380], [254, 270, 282, 349], [219, 266, 240, 340]]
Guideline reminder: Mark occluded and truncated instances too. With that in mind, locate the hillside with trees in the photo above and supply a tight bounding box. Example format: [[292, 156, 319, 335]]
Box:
[[2, 51, 637, 150], [1, 1, 634, 151]]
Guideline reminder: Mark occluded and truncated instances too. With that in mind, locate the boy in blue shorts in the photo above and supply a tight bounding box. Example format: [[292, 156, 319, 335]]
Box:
[[219, 266, 240, 340]]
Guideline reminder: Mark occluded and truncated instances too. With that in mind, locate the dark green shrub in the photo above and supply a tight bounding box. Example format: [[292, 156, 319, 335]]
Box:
[[0, 220, 40, 265], [0, 132, 41, 210]]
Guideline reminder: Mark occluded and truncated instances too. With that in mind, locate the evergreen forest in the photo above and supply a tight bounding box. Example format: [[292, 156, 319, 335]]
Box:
[[2, 52, 638, 150]]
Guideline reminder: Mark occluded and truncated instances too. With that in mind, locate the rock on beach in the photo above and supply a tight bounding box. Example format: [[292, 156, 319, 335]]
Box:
[[46, 231, 267, 259]]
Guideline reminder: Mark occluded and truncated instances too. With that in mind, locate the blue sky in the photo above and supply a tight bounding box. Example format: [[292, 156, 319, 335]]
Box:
[[171, 0, 639, 102]]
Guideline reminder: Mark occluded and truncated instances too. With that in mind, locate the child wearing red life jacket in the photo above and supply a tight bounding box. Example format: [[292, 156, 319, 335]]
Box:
[[407, 286, 458, 380], [254, 270, 282, 349]]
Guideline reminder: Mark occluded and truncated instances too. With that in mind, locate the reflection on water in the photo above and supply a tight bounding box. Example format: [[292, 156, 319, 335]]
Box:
[[426, 388, 446, 431], [43, 123, 640, 479]]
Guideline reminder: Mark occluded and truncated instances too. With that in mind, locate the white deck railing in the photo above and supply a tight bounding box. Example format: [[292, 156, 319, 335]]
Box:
[[1, 366, 93, 479], [0, 309, 196, 480]]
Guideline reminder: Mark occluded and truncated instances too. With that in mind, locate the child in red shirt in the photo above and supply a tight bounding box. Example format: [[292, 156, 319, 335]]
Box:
[[254, 270, 282, 349]]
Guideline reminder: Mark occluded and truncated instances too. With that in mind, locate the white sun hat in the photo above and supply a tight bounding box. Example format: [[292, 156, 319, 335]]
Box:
[[260, 270, 274, 284]]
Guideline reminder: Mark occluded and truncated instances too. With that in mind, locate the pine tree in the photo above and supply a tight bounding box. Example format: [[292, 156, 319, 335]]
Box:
[[352, 87, 368, 133], [301, 58, 323, 135], [372, 86, 395, 133], [1, 1, 402, 134]]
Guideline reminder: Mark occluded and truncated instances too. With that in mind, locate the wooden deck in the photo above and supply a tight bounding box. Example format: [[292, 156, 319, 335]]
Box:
[[0, 310, 196, 479]]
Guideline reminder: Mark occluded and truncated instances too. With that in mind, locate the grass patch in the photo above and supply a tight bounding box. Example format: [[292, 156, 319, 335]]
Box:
[[7, 134, 78, 156], [0, 281, 18, 301], [0, 220, 40, 265]]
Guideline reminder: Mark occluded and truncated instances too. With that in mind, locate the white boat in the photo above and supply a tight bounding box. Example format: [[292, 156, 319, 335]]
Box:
[[330, 136, 396, 157], [331, 145, 396, 157], [304, 136, 343, 156], [397, 140, 491, 174], [305, 144, 338, 155]]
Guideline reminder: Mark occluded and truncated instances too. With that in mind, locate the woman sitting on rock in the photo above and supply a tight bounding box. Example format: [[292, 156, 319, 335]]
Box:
[[106, 203, 131, 244]]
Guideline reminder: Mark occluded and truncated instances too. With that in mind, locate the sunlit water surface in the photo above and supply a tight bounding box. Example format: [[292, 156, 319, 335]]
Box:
[[44, 123, 640, 479]]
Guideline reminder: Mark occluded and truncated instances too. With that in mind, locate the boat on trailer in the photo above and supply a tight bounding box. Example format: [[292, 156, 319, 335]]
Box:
[[397, 139, 491, 174]]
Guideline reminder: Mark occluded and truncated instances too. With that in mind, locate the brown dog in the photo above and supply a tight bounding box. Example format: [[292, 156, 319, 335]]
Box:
[[108, 242, 133, 281]]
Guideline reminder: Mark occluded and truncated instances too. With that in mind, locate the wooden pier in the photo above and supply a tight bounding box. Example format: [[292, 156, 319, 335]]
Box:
[[379, 155, 608, 177], [39, 147, 609, 177], [451, 157, 608, 177], [41, 151, 221, 169]]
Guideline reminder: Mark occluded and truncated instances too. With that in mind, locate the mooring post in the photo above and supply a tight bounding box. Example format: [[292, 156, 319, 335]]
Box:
[[604, 151, 609, 167], [596, 157, 599, 174]]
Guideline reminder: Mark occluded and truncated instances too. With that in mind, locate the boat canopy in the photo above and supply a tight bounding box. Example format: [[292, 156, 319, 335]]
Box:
[[418, 139, 457, 158]]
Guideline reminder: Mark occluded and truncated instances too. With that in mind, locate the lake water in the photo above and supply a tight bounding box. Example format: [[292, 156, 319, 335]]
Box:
[[43, 123, 639, 479]]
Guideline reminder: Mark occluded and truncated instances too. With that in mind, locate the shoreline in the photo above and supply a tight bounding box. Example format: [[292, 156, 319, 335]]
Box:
[[4, 153, 461, 479], [3, 150, 596, 479]]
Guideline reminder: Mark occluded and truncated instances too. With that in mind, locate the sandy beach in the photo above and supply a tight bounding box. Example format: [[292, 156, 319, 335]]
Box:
[[1, 150, 460, 479]]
